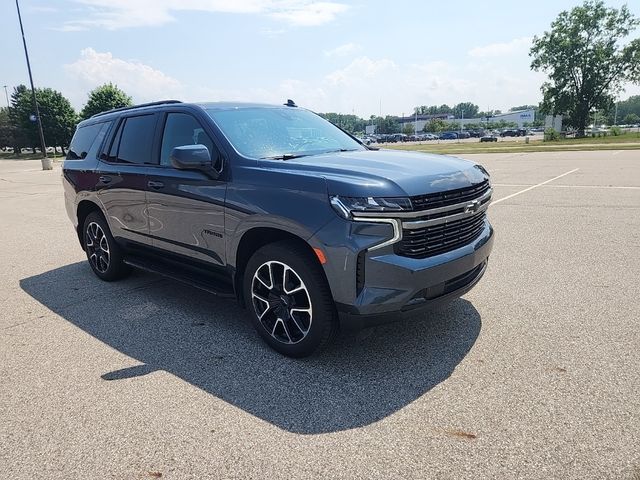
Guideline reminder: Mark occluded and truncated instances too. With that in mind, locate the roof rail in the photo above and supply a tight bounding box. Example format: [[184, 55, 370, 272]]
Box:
[[91, 100, 183, 118]]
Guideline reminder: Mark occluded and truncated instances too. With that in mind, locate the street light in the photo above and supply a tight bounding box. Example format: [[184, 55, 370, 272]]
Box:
[[15, 0, 50, 170], [3, 85, 9, 108]]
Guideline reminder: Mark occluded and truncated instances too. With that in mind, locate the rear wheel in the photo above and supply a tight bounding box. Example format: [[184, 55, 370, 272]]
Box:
[[82, 211, 131, 281], [243, 241, 337, 357]]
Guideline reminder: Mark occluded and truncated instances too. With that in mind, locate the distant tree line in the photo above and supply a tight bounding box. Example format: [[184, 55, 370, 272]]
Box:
[[3, 75, 639, 154], [421, 118, 522, 133], [0, 83, 132, 155], [319, 102, 550, 136]]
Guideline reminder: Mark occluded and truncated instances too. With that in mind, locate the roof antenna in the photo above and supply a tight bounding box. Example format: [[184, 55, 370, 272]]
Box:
[[284, 99, 297, 107]]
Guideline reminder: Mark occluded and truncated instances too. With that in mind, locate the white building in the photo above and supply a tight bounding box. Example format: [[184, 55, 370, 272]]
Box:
[[398, 109, 536, 130]]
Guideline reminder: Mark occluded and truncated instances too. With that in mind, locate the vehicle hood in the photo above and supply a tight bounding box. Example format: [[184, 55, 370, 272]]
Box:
[[271, 149, 487, 197]]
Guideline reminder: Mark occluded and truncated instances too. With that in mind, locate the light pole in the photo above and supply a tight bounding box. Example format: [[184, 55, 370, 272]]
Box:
[[16, 0, 49, 169], [3, 85, 9, 108]]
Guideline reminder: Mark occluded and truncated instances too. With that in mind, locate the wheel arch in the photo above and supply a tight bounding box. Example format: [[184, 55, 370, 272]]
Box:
[[76, 200, 104, 249], [234, 227, 327, 307]]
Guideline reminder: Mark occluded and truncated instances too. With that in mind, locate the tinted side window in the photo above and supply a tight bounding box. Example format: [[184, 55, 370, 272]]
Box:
[[67, 123, 105, 160], [160, 113, 219, 167], [85, 122, 112, 160], [107, 120, 123, 160], [114, 115, 157, 165]]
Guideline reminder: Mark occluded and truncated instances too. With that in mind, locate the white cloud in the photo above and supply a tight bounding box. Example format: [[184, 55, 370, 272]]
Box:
[[323, 42, 361, 57], [260, 27, 286, 36], [62, 48, 547, 119], [326, 57, 397, 86], [61, 0, 349, 30], [316, 55, 544, 116], [28, 5, 59, 13], [468, 37, 533, 58], [269, 2, 348, 26], [64, 48, 183, 105]]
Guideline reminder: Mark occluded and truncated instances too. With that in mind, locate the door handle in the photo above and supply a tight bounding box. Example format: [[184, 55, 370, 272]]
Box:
[[98, 175, 112, 184], [147, 180, 165, 189]]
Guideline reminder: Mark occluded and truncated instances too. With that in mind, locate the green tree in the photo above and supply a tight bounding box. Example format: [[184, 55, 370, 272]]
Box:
[[9, 85, 35, 152], [617, 95, 640, 120], [318, 112, 368, 134], [415, 105, 454, 116], [10, 85, 77, 153], [453, 102, 479, 119], [423, 118, 446, 133], [509, 105, 537, 112], [530, 1, 640, 136], [623, 113, 640, 124], [402, 123, 415, 135], [368, 116, 400, 134], [80, 83, 132, 120], [0, 107, 18, 152]]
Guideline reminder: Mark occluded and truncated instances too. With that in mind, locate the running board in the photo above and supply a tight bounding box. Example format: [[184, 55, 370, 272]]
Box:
[[123, 255, 235, 298]]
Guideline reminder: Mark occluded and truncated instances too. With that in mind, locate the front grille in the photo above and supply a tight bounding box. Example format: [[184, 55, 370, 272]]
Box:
[[395, 211, 486, 259], [410, 180, 490, 211]]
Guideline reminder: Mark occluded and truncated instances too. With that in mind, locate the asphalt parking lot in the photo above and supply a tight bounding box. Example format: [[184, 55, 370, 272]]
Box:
[[1, 150, 639, 479]]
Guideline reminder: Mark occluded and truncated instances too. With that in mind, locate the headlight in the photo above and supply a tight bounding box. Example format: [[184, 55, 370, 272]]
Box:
[[330, 195, 412, 219], [474, 164, 490, 178]]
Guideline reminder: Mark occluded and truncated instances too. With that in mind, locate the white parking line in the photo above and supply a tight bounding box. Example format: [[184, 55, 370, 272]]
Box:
[[493, 183, 640, 190], [492, 184, 533, 187], [492, 168, 580, 205]]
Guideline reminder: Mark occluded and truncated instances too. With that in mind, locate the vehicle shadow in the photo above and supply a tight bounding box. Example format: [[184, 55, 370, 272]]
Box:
[[20, 262, 481, 435]]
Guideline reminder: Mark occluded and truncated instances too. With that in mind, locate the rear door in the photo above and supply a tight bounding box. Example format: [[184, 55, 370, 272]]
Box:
[[145, 110, 227, 266], [95, 113, 159, 246]]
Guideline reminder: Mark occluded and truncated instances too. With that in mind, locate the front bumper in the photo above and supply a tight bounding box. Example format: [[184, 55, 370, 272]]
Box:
[[311, 217, 493, 330]]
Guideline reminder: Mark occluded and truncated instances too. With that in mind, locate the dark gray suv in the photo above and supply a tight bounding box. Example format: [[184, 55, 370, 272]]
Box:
[[63, 100, 493, 357]]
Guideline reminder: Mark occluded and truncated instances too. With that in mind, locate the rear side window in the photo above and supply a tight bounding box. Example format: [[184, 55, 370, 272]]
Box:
[[67, 123, 107, 160], [108, 114, 157, 164]]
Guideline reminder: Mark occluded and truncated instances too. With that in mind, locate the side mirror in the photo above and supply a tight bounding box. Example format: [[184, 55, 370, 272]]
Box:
[[170, 145, 219, 179]]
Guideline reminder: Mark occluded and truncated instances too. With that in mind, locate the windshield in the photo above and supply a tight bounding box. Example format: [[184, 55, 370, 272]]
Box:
[[205, 107, 365, 159]]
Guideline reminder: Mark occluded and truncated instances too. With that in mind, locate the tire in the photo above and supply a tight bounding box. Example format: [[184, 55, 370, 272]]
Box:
[[243, 241, 337, 357], [82, 211, 131, 281]]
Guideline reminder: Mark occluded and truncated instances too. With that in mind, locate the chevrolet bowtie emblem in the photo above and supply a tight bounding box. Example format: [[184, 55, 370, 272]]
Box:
[[464, 200, 480, 214]]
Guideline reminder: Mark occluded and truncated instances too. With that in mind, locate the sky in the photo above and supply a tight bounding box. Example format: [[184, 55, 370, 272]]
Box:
[[1, 0, 639, 117]]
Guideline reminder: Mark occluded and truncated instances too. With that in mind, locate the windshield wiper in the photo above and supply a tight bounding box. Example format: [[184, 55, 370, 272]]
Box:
[[261, 153, 309, 160], [322, 148, 360, 154]]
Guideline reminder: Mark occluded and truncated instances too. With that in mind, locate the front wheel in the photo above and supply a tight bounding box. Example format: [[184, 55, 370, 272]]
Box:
[[243, 241, 337, 357]]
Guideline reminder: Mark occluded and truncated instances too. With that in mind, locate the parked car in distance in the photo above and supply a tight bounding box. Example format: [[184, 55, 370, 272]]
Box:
[[416, 133, 438, 141], [500, 129, 518, 137], [469, 130, 486, 138], [457, 131, 471, 139], [500, 128, 530, 137], [480, 135, 498, 143], [63, 100, 493, 357], [439, 131, 458, 140]]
